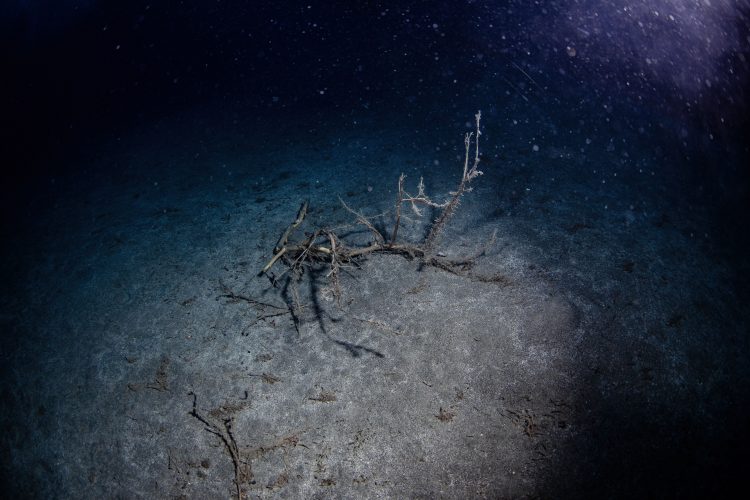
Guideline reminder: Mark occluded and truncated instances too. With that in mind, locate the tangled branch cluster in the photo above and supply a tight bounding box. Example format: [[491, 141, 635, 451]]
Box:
[[259, 111, 494, 308]]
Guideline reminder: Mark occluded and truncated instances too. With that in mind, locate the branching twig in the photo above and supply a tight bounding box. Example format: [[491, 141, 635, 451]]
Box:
[[258, 111, 493, 305], [189, 392, 250, 500], [424, 110, 482, 252], [339, 197, 385, 245], [218, 280, 286, 310], [259, 201, 308, 275]]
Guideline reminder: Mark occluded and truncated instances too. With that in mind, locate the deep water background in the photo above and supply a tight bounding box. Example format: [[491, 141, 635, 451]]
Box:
[[2, 1, 749, 497], [4, 1, 748, 199]]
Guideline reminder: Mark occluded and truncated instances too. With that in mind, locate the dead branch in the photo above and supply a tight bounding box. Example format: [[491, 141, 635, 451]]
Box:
[[189, 392, 251, 500], [339, 197, 385, 245], [218, 280, 286, 310], [258, 111, 492, 304], [275, 201, 308, 253], [424, 110, 482, 251], [259, 201, 308, 275]]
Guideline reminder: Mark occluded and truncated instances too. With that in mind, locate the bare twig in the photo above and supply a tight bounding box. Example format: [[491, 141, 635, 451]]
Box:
[[218, 280, 286, 310], [259, 201, 308, 276], [257, 111, 494, 306], [391, 173, 405, 244], [339, 197, 385, 245], [324, 230, 343, 306], [424, 110, 482, 252], [275, 201, 308, 253], [189, 393, 250, 500]]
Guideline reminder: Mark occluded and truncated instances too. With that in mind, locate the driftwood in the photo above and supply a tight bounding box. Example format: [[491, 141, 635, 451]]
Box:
[[259, 111, 495, 303]]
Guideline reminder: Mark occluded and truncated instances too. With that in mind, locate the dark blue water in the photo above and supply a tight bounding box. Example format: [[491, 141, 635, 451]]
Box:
[[2, 2, 749, 498]]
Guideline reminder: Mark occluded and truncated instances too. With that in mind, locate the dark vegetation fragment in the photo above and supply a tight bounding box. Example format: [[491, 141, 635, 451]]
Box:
[[257, 112, 500, 320]]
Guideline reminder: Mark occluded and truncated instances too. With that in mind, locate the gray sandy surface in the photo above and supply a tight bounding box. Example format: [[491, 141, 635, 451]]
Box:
[[2, 109, 748, 498]]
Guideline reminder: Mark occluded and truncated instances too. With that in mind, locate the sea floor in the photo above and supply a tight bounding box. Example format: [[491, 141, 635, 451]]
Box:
[[2, 103, 748, 498]]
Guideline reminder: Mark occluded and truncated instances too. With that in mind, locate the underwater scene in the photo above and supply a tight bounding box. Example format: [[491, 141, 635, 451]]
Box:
[[1, 1, 749, 498]]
